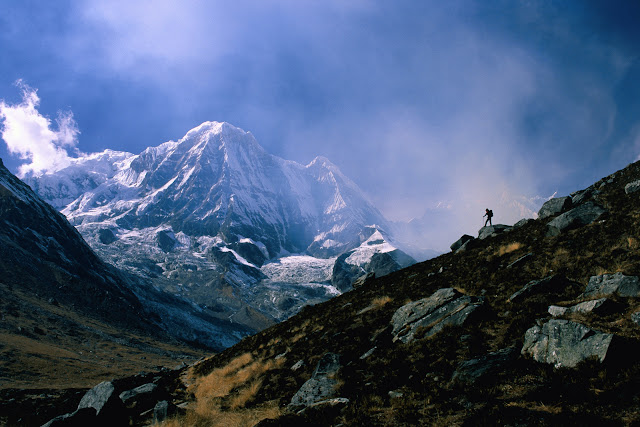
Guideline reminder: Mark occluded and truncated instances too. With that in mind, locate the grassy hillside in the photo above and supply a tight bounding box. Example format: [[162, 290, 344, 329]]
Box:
[[153, 160, 640, 426], [18, 159, 640, 426]]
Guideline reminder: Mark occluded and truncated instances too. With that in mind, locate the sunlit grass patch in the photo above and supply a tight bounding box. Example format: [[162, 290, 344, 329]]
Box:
[[496, 242, 523, 256]]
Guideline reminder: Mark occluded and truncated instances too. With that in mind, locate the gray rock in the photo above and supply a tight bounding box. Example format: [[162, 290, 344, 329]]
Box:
[[571, 187, 598, 205], [456, 238, 478, 253], [388, 390, 404, 399], [548, 305, 569, 317], [548, 298, 617, 317], [77, 381, 117, 415], [452, 347, 518, 384], [391, 288, 484, 344], [290, 353, 341, 408], [153, 400, 181, 424], [119, 382, 158, 409], [509, 275, 581, 303], [538, 197, 572, 220], [631, 311, 640, 326], [521, 319, 615, 368], [291, 360, 305, 371], [625, 180, 640, 194], [546, 202, 606, 236], [450, 234, 474, 252], [41, 408, 97, 427], [513, 218, 534, 228], [360, 347, 376, 360], [507, 253, 533, 269], [478, 225, 512, 240], [583, 272, 640, 298]]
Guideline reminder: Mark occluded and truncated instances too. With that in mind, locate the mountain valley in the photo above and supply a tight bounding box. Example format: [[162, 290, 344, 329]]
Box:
[[25, 158, 640, 426]]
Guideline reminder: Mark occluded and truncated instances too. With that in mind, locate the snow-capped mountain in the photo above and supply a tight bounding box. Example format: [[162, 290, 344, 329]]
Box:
[[25, 121, 415, 344], [29, 121, 388, 259]]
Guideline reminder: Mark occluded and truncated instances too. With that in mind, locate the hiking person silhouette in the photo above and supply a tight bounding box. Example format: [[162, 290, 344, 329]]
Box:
[[484, 208, 493, 226]]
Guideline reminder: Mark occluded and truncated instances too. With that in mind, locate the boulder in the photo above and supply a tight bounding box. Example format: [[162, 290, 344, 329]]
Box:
[[583, 272, 640, 298], [509, 275, 581, 303], [571, 187, 597, 205], [153, 400, 182, 424], [538, 197, 572, 220], [452, 347, 519, 384], [521, 319, 615, 368], [119, 382, 159, 410], [546, 202, 606, 236], [625, 180, 640, 194], [513, 218, 534, 228], [478, 225, 512, 240], [548, 298, 618, 317], [391, 288, 484, 344], [450, 235, 474, 252], [77, 381, 119, 415], [289, 353, 342, 408]]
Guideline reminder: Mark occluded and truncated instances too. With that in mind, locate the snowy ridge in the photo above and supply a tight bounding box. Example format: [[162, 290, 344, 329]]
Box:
[[24, 121, 418, 347], [27, 121, 390, 258]]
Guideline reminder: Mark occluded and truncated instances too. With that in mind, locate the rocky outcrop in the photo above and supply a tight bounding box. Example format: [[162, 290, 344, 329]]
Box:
[[452, 347, 519, 384], [546, 202, 606, 236], [521, 319, 615, 368], [624, 180, 640, 194], [509, 275, 581, 303], [583, 273, 640, 298], [391, 288, 484, 344], [41, 372, 180, 427], [450, 235, 474, 252], [478, 225, 511, 240], [538, 197, 572, 220], [289, 353, 342, 409], [548, 298, 618, 317]]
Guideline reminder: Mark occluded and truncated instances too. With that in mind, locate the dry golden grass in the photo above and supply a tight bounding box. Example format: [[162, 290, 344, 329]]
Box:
[[357, 295, 393, 315], [155, 402, 282, 427], [371, 295, 393, 307], [496, 242, 523, 256], [171, 353, 286, 426]]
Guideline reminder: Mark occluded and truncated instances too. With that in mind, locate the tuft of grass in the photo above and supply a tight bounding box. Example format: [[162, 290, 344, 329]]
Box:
[[371, 295, 393, 308], [496, 242, 523, 256], [173, 352, 287, 426]]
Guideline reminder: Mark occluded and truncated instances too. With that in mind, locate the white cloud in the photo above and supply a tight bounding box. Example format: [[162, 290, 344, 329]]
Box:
[[0, 81, 79, 177]]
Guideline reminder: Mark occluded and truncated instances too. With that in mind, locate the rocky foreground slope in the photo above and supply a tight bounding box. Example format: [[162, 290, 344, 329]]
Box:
[[24, 159, 640, 425]]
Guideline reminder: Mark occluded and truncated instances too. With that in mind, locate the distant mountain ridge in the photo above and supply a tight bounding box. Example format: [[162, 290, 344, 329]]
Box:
[[25, 121, 417, 346], [27, 121, 389, 259]]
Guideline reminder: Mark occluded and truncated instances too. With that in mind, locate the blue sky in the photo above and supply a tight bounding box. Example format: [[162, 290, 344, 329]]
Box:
[[1, 1, 639, 248]]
